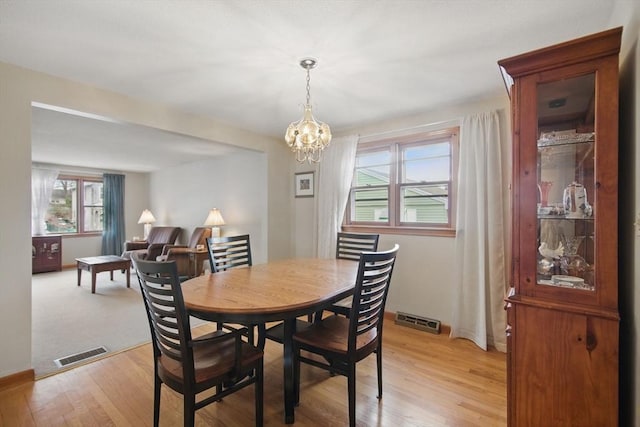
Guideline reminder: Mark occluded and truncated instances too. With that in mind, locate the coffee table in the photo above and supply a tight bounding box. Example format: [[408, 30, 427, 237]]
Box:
[[76, 255, 131, 294]]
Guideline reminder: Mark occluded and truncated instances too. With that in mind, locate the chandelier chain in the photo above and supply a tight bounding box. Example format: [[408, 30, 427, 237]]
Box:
[[305, 69, 311, 106]]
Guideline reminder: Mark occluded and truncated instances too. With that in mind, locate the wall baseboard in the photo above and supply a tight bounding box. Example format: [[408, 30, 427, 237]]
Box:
[[0, 369, 34, 391]]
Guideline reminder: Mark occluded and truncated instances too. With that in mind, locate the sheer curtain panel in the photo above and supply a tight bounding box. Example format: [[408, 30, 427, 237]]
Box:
[[450, 111, 508, 352], [315, 135, 359, 258], [31, 168, 59, 235], [101, 173, 126, 255]]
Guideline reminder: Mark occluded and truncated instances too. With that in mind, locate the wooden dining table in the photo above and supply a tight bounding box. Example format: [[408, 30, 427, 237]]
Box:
[[181, 257, 359, 424]]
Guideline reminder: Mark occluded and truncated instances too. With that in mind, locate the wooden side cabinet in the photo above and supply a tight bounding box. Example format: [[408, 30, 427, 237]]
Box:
[[499, 27, 622, 426], [32, 235, 62, 273]]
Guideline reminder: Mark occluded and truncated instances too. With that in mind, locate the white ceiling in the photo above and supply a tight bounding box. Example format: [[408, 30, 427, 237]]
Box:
[[0, 0, 622, 172]]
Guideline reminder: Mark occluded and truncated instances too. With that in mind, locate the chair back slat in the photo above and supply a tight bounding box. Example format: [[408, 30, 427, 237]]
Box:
[[348, 245, 399, 352], [207, 234, 253, 273], [132, 254, 195, 368], [336, 232, 379, 261]]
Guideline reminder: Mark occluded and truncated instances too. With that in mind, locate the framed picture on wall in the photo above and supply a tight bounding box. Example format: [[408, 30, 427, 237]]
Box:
[[294, 171, 314, 198]]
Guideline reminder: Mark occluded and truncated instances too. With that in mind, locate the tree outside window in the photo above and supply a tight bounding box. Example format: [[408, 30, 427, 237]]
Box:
[[46, 176, 103, 234]]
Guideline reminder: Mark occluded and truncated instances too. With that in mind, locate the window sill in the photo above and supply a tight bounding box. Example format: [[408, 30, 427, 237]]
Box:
[[41, 232, 103, 239], [342, 225, 456, 238]]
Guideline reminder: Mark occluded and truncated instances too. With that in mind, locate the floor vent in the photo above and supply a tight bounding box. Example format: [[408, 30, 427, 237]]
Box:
[[395, 312, 441, 334], [54, 346, 108, 368]]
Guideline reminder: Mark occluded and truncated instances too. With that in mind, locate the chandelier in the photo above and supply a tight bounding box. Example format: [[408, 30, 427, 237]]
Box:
[[285, 58, 332, 163]]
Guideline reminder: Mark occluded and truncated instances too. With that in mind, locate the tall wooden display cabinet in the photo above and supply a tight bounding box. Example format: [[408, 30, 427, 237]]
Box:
[[498, 27, 622, 426]]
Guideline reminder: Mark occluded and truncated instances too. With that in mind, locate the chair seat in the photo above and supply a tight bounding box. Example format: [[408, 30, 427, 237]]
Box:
[[159, 330, 263, 390], [264, 319, 313, 344], [293, 315, 377, 355], [329, 296, 352, 316], [333, 296, 352, 308]]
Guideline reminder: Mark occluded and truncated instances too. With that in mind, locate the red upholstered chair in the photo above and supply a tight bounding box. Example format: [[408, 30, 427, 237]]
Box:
[[121, 226, 181, 261]]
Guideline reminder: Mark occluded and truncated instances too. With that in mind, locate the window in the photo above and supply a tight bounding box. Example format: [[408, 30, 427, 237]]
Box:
[[344, 127, 458, 236], [46, 175, 104, 235]]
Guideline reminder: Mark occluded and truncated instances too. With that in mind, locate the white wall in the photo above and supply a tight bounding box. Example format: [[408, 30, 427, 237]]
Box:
[[149, 151, 268, 264], [0, 64, 32, 378], [0, 62, 291, 379], [294, 94, 510, 326]]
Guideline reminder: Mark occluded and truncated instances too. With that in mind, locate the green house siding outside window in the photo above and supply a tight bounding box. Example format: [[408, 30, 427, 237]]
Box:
[[345, 127, 458, 236]]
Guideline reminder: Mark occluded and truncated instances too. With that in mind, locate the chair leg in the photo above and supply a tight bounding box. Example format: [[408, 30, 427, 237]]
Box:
[[347, 364, 356, 427], [293, 344, 301, 405], [215, 382, 224, 401], [255, 361, 264, 427], [184, 393, 196, 427], [313, 310, 323, 324], [376, 345, 383, 399], [153, 375, 161, 427]]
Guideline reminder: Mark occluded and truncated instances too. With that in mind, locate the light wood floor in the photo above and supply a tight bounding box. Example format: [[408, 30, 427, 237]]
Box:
[[0, 319, 506, 426]]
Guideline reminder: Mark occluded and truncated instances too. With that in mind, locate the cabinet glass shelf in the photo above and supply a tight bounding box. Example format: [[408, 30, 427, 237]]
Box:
[[536, 73, 596, 291]]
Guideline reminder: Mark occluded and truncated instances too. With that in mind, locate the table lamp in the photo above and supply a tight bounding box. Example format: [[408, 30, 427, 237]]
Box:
[[138, 209, 156, 239], [204, 208, 225, 238]]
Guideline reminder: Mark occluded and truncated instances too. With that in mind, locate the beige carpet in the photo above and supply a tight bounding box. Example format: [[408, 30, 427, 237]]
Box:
[[31, 268, 203, 378]]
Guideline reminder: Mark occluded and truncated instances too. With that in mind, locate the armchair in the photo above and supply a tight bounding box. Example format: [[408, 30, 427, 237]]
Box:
[[156, 227, 211, 278], [121, 226, 181, 261]]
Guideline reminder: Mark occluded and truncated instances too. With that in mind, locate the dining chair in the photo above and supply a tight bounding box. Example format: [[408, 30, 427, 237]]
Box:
[[292, 244, 399, 427], [206, 235, 311, 347], [316, 232, 380, 320], [206, 234, 253, 273], [132, 254, 264, 427], [206, 234, 265, 347]]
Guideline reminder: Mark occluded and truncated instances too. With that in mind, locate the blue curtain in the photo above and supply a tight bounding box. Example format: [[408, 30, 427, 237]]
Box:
[[101, 173, 126, 255]]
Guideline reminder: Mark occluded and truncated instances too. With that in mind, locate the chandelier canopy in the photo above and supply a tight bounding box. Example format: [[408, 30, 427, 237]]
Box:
[[285, 58, 332, 163]]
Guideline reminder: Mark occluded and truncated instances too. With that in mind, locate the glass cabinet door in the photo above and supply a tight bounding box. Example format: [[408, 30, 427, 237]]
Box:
[[535, 73, 596, 291]]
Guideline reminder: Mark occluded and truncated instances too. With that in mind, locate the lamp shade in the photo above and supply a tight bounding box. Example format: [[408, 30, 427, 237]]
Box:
[[137, 209, 156, 224], [204, 208, 225, 226]]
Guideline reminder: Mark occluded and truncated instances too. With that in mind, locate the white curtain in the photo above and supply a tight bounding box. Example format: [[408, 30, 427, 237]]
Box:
[[315, 135, 359, 258], [450, 111, 508, 352], [31, 168, 59, 235]]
